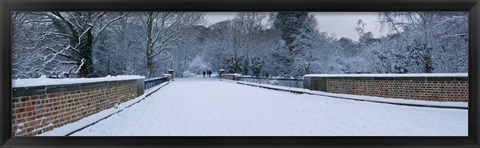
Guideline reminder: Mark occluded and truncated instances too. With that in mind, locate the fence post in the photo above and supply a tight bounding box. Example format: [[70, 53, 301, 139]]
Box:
[[168, 69, 174, 81], [137, 78, 145, 96], [219, 69, 225, 80]]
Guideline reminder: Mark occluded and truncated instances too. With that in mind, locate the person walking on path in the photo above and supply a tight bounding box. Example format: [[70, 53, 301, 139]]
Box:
[[207, 70, 212, 77], [202, 71, 206, 78]]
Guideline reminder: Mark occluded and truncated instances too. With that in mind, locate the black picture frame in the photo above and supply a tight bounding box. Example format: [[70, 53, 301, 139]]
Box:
[[1, 0, 479, 147]]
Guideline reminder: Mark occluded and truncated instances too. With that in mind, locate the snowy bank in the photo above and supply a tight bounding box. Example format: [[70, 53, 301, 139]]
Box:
[[13, 75, 145, 88]]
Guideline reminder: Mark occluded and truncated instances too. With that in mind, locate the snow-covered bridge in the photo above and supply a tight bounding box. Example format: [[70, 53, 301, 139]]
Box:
[[61, 77, 467, 136]]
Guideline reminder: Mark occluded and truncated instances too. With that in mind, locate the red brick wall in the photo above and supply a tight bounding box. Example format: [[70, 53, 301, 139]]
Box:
[[11, 80, 140, 136], [326, 79, 468, 102]]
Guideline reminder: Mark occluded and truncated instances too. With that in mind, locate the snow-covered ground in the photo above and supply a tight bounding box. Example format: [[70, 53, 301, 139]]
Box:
[[66, 77, 468, 136]]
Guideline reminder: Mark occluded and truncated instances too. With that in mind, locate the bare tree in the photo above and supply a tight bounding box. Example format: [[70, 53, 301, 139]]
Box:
[[137, 12, 204, 77]]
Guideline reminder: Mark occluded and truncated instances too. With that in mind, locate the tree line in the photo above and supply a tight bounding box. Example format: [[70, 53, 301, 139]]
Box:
[[12, 12, 468, 79]]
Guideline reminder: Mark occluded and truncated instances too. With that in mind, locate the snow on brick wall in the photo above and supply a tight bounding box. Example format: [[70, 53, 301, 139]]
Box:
[[11, 78, 143, 136], [304, 74, 468, 102], [13, 75, 145, 88], [221, 74, 242, 80]]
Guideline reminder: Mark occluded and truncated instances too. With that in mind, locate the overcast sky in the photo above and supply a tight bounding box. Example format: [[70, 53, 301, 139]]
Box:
[[204, 12, 386, 41]]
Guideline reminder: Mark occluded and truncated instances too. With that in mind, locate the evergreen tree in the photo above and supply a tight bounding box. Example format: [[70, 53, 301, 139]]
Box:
[[273, 12, 309, 54], [273, 12, 317, 77]]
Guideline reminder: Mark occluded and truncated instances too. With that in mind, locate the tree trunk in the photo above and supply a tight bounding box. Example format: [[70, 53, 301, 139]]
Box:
[[77, 29, 94, 77], [423, 44, 434, 73], [146, 12, 155, 78]]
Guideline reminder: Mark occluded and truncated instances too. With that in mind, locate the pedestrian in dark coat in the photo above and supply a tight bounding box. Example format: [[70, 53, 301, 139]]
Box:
[[202, 71, 206, 77]]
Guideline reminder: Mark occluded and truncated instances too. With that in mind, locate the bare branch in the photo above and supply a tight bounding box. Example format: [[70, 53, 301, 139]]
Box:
[[95, 12, 129, 39]]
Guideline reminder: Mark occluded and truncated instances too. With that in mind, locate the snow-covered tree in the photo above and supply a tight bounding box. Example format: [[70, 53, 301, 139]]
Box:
[[12, 12, 468, 79], [188, 55, 210, 74], [134, 12, 205, 77], [377, 12, 468, 73], [12, 12, 128, 78]]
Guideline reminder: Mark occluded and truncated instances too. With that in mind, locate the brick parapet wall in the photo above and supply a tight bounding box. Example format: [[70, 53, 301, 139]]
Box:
[[221, 74, 241, 80], [304, 76, 468, 102], [11, 79, 144, 136]]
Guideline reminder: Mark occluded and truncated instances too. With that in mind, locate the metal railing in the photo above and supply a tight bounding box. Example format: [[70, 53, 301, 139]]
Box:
[[237, 77, 304, 88], [144, 76, 168, 90]]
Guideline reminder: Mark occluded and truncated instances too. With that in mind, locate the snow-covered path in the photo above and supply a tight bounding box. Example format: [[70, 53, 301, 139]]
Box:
[[72, 77, 467, 136]]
